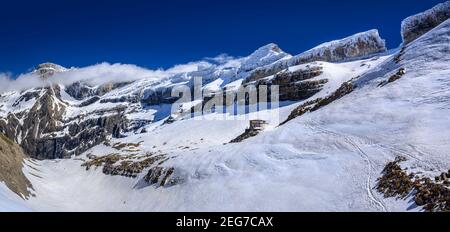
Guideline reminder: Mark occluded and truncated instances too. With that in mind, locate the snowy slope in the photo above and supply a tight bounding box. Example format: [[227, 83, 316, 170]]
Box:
[[1, 3, 449, 212], [0, 184, 31, 212], [18, 19, 450, 212], [17, 55, 395, 212]]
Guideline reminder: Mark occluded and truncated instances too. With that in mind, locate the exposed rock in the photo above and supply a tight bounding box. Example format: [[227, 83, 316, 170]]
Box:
[[394, 47, 406, 64], [97, 82, 134, 96], [376, 156, 414, 198], [144, 166, 163, 184], [230, 129, 260, 143], [65, 81, 134, 101], [281, 81, 354, 125], [280, 99, 321, 125], [0, 85, 129, 159], [12, 90, 41, 107], [292, 30, 386, 64], [279, 79, 328, 102], [0, 133, 33, 199], [141, 87, 179, 105], [100, 95, 139, 104], [64, 82, 95, 100], [162, 116, 176, 125], [82, 153, 167, 179], [377, 157, 450, 212], [310, 81, 354, 111], [112, 141, 143, 152], [378, 68, 406, 87], [272, 66, 324, 85], [78, 96, 101, 107], [230, 120, 268, 143], [143, 166, 178, 187], [245, 66, 328, 102], [401, 1, 450, 45], [82, 151, 179, 187], [34, 62, 67, 79]]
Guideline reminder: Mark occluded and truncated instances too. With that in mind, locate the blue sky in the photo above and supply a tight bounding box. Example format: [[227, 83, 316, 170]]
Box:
[[0, 0, 445, 75]]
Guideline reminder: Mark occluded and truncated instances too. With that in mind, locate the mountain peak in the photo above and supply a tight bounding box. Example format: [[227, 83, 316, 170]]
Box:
[[255, 43, 283, 53], [240, 43, 290, 72], [34, 62, 67, 79]]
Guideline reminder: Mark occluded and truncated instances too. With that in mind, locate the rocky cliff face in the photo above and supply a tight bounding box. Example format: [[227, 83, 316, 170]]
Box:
[[401, 1, 450, 45], [0, 84, 128, 159], [245, 65, 327, 102], [65, 81, 136, 101], [0, 133, 33, 199]]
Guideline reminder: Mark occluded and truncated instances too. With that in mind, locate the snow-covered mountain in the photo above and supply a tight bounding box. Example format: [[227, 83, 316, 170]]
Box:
[[1, 1, 450, 212]]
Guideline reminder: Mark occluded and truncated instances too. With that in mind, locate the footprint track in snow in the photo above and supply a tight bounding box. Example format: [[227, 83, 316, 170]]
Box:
[[304, 119, 388, 212]]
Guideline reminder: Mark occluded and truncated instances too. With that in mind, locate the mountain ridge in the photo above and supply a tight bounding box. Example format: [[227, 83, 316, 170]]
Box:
[[0, 1, 449, 212], [0, 28, 388, 160]]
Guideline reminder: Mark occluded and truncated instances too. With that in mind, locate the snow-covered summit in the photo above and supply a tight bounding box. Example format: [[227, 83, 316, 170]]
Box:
[[308, 29, 385, 54], [401, 1, 450, 44], [34, 62, 68, 79], [240, 43, 291, 72], [292, 29, 386, 64]]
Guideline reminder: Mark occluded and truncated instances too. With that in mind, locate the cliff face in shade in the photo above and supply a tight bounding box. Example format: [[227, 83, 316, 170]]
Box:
[[0, 85, 128, 159], [0, 133, 32, 199], [401, 1, 450, 45]]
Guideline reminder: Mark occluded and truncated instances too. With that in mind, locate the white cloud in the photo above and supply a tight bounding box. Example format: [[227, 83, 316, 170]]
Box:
[[49, 63, 167, 87], [164, 61, 212, 74], [204, 53, 236, 64], [0, 72, 46, 93], [0, 61, 214, 94], [0, 53, 243, 94]]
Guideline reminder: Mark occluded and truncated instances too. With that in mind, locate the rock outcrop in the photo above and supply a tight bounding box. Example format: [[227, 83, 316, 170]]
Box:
[[377, 156, 450, 212], [292, 29, 386, 64], [141, 87, 179, 105], [81, 152, 179, 187], [0, 133, 33, 199], [401, 1, 450, 45], [82, 153, 167, 179], [378, 68, 406, 87], [246, 65, 328, 102], [65, 81, 135, 101], [281, 81, 354, 125]]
